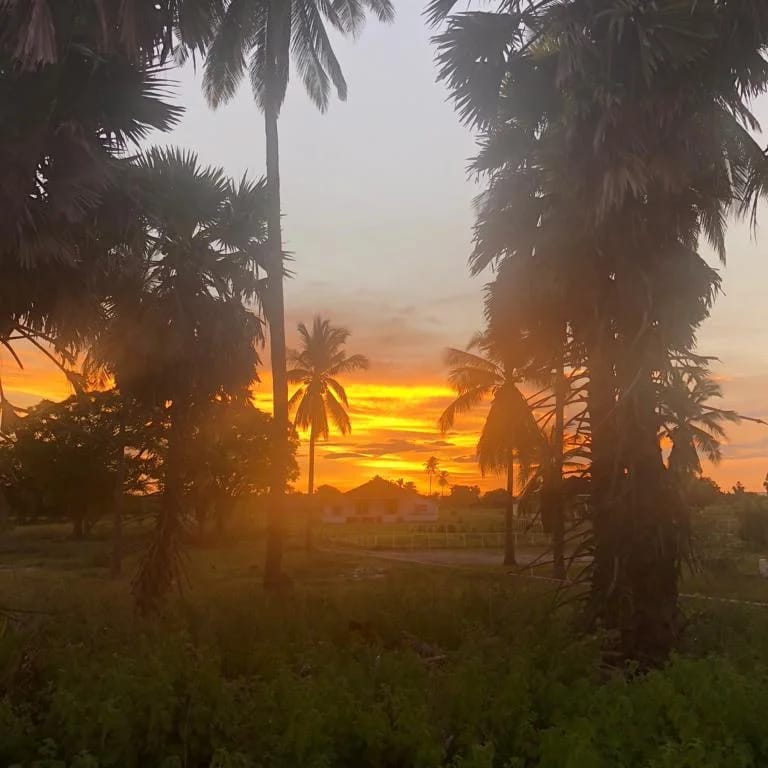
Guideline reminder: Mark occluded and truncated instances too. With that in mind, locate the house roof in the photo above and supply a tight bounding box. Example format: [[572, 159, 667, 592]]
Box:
[[344, 476, 414, 500]]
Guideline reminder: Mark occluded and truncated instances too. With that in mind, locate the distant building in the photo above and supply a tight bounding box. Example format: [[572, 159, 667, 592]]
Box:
[[321, 476, 439, 524]]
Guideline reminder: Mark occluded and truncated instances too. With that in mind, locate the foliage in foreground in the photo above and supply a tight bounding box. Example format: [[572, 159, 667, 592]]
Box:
[[2, 573, 768, 768]]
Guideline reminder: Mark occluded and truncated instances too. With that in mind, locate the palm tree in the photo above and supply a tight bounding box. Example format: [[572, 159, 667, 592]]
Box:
[[0, 1, 187, 393], [87, 148, 268, 610], [431, 0, 768, 662], [659, 364, 740, 479], [439, 337, 542, 565], [424, 457, 440, 496], [202, 0, 393, 588], [438, 470, 450, 497], [288, 316, 369, 549]]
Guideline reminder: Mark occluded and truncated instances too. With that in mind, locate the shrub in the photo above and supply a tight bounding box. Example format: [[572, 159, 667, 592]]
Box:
[[735, 497, 768, 548], [2, 575, 768, 766]]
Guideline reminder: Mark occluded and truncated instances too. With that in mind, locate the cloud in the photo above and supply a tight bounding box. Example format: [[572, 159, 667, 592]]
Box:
[[356, 438, 439, 456], [324, 451, 369, 460], [429, 440, 454, 447], [452, 455, 478, 464]]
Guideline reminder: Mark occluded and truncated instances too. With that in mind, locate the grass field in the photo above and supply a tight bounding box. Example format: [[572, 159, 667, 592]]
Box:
[[2, 515, 768, 767]]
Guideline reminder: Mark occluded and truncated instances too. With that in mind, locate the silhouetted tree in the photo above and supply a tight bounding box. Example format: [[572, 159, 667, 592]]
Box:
[[202, 0, 394, 589], [86, 148, 268, 611], [287, 316, 368, 548], [424, 457, 440, 496], [438, 470, 450, 497], [685, 476, 723, 510], [0, 392, 157, 538], [449, 484, 481, 508], [659, 363, 740, 478], [439, 337, 541, 565], [431, 0, 768, 662], [186, 401, 298, 537], [0, 0, 197, 382]]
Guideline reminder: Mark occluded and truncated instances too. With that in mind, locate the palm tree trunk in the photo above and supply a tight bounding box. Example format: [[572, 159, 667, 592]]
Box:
[[504, 448, 516, 566], [111, 402, 126, 578], [584, 323, 621, 630], [551, 341, 566, 581], [585, 318, 681, 664], [305, 423, 316, 551], [134, 398, 186, 613], [621, 372, 682, 663], [263, 46, 289, 591]]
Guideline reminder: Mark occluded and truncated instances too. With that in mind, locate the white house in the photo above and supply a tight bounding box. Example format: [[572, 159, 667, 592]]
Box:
[[321, 477, 439, 524]]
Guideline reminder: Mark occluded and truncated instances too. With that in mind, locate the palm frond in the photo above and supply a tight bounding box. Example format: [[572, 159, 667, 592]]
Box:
[[328, 352, 370, 375], [292, 0, 347, 111], [203, 0, 261, 108], [324, 388, 351, 435], [438, 385, 489, 433], [325, 376, 349, 407]]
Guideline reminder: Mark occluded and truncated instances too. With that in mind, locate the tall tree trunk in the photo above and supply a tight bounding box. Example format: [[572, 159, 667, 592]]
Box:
[[551, 340, 566, 581], [134, 399, 186, 613], [584, 321, 622, 632], [620, 373, 682, 663], [586, 316, 682, 664], [263, 45, 289, 590], [111, 404, 126, 578], [305, 423, 316, 551], [504, 449, 516, 566]]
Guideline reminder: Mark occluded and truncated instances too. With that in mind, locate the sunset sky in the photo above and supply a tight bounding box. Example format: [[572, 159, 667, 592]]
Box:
[[4, 4, 768, 494]]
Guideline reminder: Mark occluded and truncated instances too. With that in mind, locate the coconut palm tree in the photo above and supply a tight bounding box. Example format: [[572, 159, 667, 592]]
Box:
[[437, 470, 450, 497], [202, 0, 393, 588], [287, 316, 369, 548], [424, 457, 440, 496], [659, 364, 740, 479], [439, 336, 542, 565]]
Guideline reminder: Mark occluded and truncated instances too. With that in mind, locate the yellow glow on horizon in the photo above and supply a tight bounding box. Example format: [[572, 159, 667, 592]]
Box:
[[4, 350, 763, 496]]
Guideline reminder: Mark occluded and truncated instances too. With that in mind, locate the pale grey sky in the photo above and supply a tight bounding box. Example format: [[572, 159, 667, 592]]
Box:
[[160, 4, 768, 490], [165, 2, 483, 378]]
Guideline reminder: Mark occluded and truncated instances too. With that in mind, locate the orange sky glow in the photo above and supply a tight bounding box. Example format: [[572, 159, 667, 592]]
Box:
[[3, 343, 765, 496], [4, 17, 768, 497]]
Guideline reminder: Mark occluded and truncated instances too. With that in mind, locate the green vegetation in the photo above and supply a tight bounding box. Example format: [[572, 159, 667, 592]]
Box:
[[1, 535, 768, 768], [4, 6, 768, 764]]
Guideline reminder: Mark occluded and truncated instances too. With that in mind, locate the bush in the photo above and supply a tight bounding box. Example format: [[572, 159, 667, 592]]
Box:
[[2, 576, 768, 767], [735, 497, 768, 548]]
